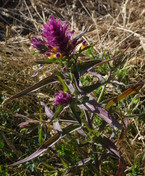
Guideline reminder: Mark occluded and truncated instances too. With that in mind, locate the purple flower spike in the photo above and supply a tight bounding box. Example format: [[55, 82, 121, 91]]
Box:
[[31, 16, 86, 58], [41, 16, 75, 55], [30, 37, 47, 53], [54, 91, 72, 105]]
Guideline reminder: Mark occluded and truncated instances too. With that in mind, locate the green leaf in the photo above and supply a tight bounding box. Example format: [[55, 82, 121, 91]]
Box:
[[57, 74, 69, 92], [28, 163, 35, 172], [41, 162, 56, 171], [60, 157, 69, 169], [53, 105, 64, 119], [0, 141, 4, 149], [38, 124, 43, 145]]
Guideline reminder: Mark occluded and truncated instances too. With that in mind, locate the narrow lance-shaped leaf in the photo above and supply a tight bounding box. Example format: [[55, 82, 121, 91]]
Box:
[[88, 40, 136, 71], [9, 124, 80, 167], [73, 69, 102, 94], [35, 58, 60, 64], [40, 102, 54, 121], [70, 105, 81, 124], [38, 124, 43, 144], [76, 59, 102, 76], [67, 83, 75, 94], [96, 135, 121, 158], [105, 81, 144, 110], [96, 136, 126, 175], [53, 120, 62, 136], [116, 159, 126, 176], [18, 120, 39, 128], [2, 73, 57, 104], [57, 74, 69, 92], [79, 82, 102, 95], [53, 105, 64, 119], [78, 96, 123, 129], [76, 44, 131, 76], [60, 157, 69, 169], [72, 27, 88, 43]]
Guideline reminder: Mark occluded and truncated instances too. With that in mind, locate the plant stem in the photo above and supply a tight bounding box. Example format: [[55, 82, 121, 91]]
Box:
[[84, 110, 100, 174], [97, 86, 105, 103]]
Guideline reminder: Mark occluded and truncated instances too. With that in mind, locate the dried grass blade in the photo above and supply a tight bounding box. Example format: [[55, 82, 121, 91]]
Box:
[[105, 81, 144, 110]]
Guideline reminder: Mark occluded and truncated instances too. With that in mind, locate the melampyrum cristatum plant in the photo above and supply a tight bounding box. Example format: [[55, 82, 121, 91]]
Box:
[[2, 15, 144, 175]]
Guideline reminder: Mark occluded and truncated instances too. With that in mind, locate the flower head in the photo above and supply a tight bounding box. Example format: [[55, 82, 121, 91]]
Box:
[[31, 16, 75, 58], [54, 91, 72, 105]]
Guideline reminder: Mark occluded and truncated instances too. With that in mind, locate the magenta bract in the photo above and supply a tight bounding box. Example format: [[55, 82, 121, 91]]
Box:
[[30, 37, 47, 52], [54, 91, 72, 105], [31, 16, 75, 57]]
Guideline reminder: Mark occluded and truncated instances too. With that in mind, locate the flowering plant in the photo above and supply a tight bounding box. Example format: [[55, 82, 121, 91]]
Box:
[[3, 16, 144, 174]]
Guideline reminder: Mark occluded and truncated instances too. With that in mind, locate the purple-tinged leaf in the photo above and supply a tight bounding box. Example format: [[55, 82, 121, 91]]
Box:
[[78, 96, 123, 129], [76, 59, 102, 76], [2, 74, 57, 104], [72, 27, 88, 43], [73, 70, 102, 94], [14, 114, 39, 128], [88, 71, 106, 83], [9, 124, 80, 167], [18, 120, 39, 128], [32, 71, 38, 77], [80, 83, 102, 94], [97, 135, 121, 158], [9, 148, 48, 167], [40, 102, 54, 120], [32, 64, 43, 77], [67, 83, 75, 94], [76, 128, 87, 137], [39, 64, 43, 70], [53, 120, 62, 135], [70, 106, 81, 124]]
